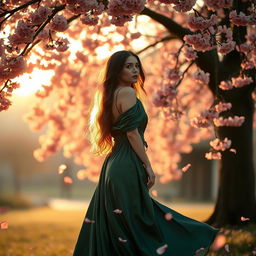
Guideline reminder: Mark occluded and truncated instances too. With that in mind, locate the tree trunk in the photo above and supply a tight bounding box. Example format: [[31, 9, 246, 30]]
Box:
[[205, 86, 256, 227]]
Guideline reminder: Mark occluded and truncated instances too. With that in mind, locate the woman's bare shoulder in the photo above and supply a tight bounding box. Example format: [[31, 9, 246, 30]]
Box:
[[118, 86, 136, 99]]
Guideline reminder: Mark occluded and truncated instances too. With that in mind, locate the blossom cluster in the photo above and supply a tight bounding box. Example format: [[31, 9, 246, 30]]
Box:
[[214, 102, 232, 113], [213, 116, 245, 127], [210, 137, 231, 151], [204, 0, 233, 11], [219, 76, 253, 90], [192, 70, 210, 85], [229, 10, 256, 26], [187, 14, 217, 31], [191, 109, 218, 128], [158, 0, 196, 12]]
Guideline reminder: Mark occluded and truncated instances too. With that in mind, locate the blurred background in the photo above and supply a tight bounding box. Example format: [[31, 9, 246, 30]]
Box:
[[1, 92, 256, 210]]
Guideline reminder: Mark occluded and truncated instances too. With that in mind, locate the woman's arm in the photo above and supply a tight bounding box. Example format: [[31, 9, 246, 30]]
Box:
[[118, 87, 155, 189]]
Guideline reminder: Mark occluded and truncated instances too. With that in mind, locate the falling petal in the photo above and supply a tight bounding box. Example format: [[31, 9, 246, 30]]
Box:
[[195, 247, 205, 254], [118, 237, 127, 243], [241, 216, 250, 221], [156, 244, 168, 255], [58, 164, 67, 174], [164, 213, 173, 221], [64, 176, 73, 184], [84, 217, 95, 223], [230, 148, 237, 154], [0, 221, 8, 230], [151, 189, 158, 197], [211, 234, 226, 251], [113, 209, 122, 214], [224, 244, 230, 252], [181, 163, 191, 172]]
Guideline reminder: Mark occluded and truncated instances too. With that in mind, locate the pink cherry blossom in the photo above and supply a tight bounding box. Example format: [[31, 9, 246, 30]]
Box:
[[214, 102, 232, 112], [80, 15, 99, 26], [210, 137, 231, 151], [49, 15, 68, 32], [0, 95, 11, 111], [205, 151, 222, 160], [184, 33, 214, 52], [213, 116, 245, 127], [187, 14, 217, 31], [192, 70, 210, 85], [108, 0, 145, 16], [28, 6, 52, 25], [110, 15, 133, 26], [205, 0, 233, 11], [219, 80, 233, 90], [237, 43, 252, 54], [8, 20, 35, 45], [229, 10, 251, 26], [232, 76, 253, 88], [182, 45, 197, 60]]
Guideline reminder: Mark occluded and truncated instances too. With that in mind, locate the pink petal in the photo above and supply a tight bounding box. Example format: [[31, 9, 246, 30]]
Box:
[[84, 217, 95, 223], [224, 244, 230, 252], [181, 163, 191, 172], [118, 237, 127, 243], [230, 148, 237, 154], [156, 244, 168, 255], [0, 221, 8, 229], [241, 216, 250, 221], [195, 247, 205, 254], [64, 176, 73, 184], [164, 213, 173, 221], [113, 209, 122, 214]]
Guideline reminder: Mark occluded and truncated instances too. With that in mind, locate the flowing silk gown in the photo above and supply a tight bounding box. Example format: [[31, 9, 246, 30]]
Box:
[[73, 98, 219, 256]]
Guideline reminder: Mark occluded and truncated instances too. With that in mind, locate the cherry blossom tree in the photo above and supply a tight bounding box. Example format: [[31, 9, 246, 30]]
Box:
[[0, 0, 256, 226]]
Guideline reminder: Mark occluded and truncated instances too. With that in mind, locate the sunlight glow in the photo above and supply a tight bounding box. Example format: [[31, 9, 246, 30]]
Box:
[[13, 68, 55, 97]]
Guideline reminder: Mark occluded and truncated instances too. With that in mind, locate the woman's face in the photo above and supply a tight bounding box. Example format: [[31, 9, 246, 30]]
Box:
[[118, 55, 140, 86]]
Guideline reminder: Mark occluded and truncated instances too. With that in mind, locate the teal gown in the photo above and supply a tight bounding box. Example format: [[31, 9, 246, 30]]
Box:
[[73, 98, 219, 256]]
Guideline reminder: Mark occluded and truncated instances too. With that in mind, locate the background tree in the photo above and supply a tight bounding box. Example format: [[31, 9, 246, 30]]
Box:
[[0, 0, 255, 227]]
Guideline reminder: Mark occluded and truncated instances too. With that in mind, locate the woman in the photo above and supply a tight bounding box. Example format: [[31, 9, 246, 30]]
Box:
[[73, 50, 219, 256]]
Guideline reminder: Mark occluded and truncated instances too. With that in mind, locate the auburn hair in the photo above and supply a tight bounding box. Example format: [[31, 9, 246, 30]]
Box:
[[88, 50, 146, 156]]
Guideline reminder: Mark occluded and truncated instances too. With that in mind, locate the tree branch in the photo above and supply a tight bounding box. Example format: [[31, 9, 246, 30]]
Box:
[[21, 4, 66, 56], [0, 0, 41, 28], [141, 7, 219, 95], [140, 7, 190, 40], [136, 35, 175, 55]]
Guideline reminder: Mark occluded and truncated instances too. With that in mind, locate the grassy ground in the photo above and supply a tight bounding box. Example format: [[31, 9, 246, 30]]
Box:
[[0, 204, 255, 256]]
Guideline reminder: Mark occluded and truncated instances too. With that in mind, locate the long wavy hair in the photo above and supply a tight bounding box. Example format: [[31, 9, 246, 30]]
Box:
[[88, 50, 146, 156]]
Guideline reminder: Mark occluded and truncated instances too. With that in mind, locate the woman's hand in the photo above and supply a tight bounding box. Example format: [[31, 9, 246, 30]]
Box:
[[144, 165, 156, 189]]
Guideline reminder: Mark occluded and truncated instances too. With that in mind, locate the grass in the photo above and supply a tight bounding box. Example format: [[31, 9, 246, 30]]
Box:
[[0, 204, 255, 256]]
